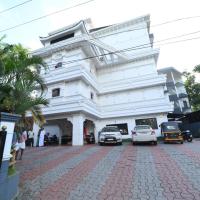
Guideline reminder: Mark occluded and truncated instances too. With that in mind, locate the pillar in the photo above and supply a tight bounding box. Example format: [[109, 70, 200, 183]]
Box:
[[33, 123, 40, 147], [71, 114, 84, 146]]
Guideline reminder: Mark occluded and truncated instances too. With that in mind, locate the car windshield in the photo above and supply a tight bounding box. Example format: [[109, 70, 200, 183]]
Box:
[[161, 123, 179, 132], [101, 127, 119, 132], [135, 125, 151, 130], [165, 125, 177, 130]]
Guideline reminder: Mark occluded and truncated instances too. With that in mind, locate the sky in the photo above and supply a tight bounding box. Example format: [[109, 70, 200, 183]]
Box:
[[1, 0, 200, 73]]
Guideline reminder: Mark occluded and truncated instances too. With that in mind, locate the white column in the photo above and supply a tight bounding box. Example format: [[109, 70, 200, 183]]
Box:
[[72, 114, 84, 146], [33, 123, 40, 147], [0, 121, 15, 161], [58, 126, 62, 145], [95, 120, 102, 143]]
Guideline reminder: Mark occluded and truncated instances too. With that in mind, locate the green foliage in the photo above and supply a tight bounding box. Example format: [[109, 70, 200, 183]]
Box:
[[183, 70, 200, 111], [0, 39, 48, 126], [8, 166, 16, 176]]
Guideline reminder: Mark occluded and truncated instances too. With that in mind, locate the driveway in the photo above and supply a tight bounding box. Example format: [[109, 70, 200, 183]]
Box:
[[16, 141, 200, 200]]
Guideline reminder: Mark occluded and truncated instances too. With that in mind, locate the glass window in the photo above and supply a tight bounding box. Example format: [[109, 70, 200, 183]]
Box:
[[52, 88, 60, 97], [90, 92, 94, 100], [135, 118, 158, 129], [102, 127, 119, 132], [50, 33, 74, 44], [183, 100, 188, 108], [106, 123, 128, 135], [135, 125, 151, 130]]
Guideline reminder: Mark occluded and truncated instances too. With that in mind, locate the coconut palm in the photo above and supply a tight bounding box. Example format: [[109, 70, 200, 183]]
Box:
[[0, 41, 48, 126]]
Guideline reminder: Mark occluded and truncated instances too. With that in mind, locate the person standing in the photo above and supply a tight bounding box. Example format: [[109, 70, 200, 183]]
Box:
[[39, 128, 45, 147], [28, 129, 34, 147], [15, 129, 27, 160]]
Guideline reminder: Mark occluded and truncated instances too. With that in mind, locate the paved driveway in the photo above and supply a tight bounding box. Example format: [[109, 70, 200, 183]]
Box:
[[16, 141, 200, 200]]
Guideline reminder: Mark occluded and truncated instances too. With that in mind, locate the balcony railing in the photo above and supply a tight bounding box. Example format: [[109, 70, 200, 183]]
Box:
[[169, 94, 178, 101], [179, 93, 188, 98]]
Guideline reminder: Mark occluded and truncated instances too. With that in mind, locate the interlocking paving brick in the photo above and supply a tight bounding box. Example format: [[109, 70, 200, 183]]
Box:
[[39, 146, 113, 200], [16, 142, 200, 200], [152, 144, 200, 200], [17, 146, 99, 199], [161, 144, 200, 199], [68, 145, 125, 200], [96, 145, 137, 200]]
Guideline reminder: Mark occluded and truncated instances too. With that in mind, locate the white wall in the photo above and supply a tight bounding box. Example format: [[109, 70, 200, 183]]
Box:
[[95, 114, 168, 140], [43, 125, 60, 137], [99, 21, 151, 55], [97, 58, 157, 83]]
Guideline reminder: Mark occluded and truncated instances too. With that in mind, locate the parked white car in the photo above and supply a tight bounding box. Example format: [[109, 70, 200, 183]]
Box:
[[132, 125, 157, 145], [98, 126, 122, 145]]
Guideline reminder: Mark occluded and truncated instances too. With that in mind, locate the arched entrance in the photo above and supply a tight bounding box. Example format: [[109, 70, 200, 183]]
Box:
[[60, 119, 73, 145], [43, 119, 73, 145]]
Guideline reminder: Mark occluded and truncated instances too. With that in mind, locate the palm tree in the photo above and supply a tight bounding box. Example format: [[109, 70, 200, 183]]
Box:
[[0, 41, 48, 127]]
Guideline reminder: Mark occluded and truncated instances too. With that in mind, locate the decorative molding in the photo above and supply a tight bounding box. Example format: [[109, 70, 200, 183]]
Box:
[[91, 15, 150, 37]]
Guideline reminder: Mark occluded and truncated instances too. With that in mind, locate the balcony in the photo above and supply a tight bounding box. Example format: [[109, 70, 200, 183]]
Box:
[[175, 81, 184, 87], [179, 93, 188, 98], [166, 82, 175, 87], [169, 94, 178, 101]]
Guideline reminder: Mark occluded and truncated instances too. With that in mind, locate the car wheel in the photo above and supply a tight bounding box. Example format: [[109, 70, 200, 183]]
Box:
[[118, 142, 122, 145], [180, 141, 183, 144], [154, 141, 157, 145], [132, 141, 136, 145]]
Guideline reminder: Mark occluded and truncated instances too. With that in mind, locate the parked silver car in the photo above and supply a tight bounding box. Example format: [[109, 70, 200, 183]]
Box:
[[132, 125, 157, 145], [98, 126, 122, 145]]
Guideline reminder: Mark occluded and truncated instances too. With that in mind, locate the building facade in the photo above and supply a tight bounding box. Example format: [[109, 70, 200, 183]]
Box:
[[32, 15, 173, 145], [158, 67, 191, 114]]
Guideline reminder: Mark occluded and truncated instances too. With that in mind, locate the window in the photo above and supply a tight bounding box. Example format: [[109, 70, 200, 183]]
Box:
[[55, 62, 62, 68], [90, 92, 94, 100], [102, 127, 119, 132], [52, 88, 60, 97], [106, 123, 128, 135], [50, 33, 74, 44], [183, 100, 188, 108], [135, 118, 158, 129]]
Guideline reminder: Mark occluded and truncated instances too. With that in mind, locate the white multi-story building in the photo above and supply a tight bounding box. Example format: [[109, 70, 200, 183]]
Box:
[[32, 15, 173, 146], [158, 67, 191, 115]]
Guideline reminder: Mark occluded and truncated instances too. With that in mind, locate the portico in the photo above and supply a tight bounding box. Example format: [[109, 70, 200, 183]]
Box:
[[33, 113, 97, 146]]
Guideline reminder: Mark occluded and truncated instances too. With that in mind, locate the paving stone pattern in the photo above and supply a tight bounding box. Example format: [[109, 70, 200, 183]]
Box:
[[16, 141, 200, 200]]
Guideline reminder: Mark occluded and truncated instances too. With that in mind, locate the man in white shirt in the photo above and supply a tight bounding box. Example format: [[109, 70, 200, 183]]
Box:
[[28, 129, 34, 147]]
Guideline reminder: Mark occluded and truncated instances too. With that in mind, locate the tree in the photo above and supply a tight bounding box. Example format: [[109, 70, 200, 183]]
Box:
[[0, 41, 48, 127], [183, 70, 200, 111]]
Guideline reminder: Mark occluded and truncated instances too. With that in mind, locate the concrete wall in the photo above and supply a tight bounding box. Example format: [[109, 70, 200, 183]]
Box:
[[99, 21, 151, 55], [95, 114, 168, 140]]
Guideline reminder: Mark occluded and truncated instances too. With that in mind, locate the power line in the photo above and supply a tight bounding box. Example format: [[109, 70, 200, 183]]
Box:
[[59, 29, 200, 59], [90, 15, 200, 40], [0, 0, 200, 35], [46, 34, 200, 66], [0, 0, 95, 33], [0, 0, 33, 14]]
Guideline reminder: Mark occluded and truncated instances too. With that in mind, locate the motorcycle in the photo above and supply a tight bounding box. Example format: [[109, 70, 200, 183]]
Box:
[[85, 132, 95, 144], [182, 130, 193, 142]]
